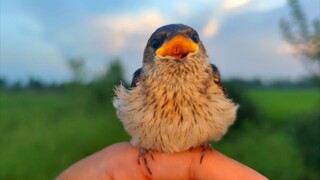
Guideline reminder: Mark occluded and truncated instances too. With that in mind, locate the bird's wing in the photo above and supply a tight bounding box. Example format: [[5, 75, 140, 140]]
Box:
[[210, 64, 225, 94], [131, 68, 143, 88]]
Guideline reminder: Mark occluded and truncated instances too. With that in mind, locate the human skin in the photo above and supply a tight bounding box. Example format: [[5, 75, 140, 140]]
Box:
[[56, 142, 268, 180]]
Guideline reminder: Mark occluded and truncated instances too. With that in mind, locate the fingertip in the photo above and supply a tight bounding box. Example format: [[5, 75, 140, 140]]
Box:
[[191, 149, 268, 179]]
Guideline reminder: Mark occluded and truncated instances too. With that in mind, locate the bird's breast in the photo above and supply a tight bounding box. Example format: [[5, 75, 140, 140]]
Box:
[[113, 70, 237, 153]]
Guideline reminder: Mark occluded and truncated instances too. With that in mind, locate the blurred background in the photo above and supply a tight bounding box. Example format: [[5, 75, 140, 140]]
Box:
[[0, 0, 319, 179]]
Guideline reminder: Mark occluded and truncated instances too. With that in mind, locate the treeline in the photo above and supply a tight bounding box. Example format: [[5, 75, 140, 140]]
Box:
[[0, 74, 317, 91], [225, 78, 317, 89], [1, 55, 318, 91], [0, 58, 127, 92]]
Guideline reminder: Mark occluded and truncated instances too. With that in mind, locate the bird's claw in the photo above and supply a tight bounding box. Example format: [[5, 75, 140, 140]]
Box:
[[200, 144, 213, 164], [137, 148, 154, 175]]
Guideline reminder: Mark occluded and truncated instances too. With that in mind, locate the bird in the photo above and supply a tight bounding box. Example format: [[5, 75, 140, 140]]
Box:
[[113, 24, 237, 174]]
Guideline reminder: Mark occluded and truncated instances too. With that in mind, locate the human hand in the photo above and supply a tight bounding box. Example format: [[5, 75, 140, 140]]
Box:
[[56, 142, 267, 180]]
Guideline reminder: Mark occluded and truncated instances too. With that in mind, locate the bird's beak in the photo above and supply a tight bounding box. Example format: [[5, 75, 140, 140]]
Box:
[[156, 34, 198, 59]]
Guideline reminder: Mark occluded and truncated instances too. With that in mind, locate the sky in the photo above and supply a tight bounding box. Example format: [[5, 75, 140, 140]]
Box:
[[0, 0, 319, 83]]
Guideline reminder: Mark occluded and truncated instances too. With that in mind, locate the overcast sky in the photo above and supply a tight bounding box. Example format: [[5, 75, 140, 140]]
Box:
[[0, 0, 318, 83]]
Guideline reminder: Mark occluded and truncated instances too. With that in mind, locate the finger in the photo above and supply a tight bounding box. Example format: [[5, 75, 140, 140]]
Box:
[[191, 148, 268, 180], [144, 150, 194, 180]]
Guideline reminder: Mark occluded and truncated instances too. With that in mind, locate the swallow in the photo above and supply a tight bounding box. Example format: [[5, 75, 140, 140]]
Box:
[[113, 24, 237, 175]]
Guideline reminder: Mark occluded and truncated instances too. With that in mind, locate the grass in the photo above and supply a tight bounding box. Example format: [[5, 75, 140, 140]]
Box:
[[246, 89, 320, 122], [217, 124, 305, 179], [0, 88, 319, 179], [0, 91, 129, 179]]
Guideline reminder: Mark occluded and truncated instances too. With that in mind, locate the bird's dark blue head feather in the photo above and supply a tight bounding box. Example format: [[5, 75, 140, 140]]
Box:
[[147, 24, 200, 49], [153, 24, 195, 34], [150, 24, 199, 40]]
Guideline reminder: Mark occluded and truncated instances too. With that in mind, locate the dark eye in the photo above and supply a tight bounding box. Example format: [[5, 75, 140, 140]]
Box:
[[151, 38, 161, 50], [191, 34, 199, 43]]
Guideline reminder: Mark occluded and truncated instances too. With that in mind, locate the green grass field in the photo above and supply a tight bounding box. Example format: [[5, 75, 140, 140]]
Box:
[[0, 88, 319, 179], [247, 89, 319, 122], [0, 91, 129, 179]]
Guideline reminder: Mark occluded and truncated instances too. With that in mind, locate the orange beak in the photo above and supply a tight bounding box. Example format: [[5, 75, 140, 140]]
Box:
[[156, 34, 198, 59]]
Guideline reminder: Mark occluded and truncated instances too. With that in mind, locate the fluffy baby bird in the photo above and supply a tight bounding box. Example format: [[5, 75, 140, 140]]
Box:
[[113, 24, 237, 172]]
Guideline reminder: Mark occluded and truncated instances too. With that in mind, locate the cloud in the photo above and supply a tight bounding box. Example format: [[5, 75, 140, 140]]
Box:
[[202, 20, 219, 38], [0, 3, 69, 82], [175, 3, 190, 16], [222, 0, 286, 13], [203, 6, 309, 81], [223, 0, 250, 10], [249, 0, 286, 12], [278, 43, 298, 55], [90, 11, 165, 54], [1, 27, 69, 83]]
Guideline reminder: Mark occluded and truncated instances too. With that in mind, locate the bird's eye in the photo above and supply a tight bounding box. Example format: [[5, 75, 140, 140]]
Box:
[[151, 38, 161, 50], [191, 34, 199, 43]]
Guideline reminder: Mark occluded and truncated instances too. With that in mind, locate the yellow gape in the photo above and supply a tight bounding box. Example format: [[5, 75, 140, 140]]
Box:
[[156, 34, 198, 59]]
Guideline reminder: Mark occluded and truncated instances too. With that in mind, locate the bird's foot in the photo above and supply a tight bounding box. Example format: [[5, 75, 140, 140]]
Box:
[[137, 148, 154, 175], [200, 144, 213, 164]]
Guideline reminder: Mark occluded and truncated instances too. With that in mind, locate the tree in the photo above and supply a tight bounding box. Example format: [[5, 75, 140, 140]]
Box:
[[290, 110, 320, 179], [67, 58, 86, 84], [27, 77, 45, 90], [0, 77, 7, 90], [279, 0, 320, 80], [91, 58, 127, 104], [280, 1, 320, 178], [12, 81, 23, 91], [104, 58, 126, 86], [223, 81, 260, 130]]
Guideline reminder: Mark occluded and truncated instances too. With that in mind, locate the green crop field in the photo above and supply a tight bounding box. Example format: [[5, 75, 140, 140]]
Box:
[[247, 89, 320, 122], [0, 88, 319, 179], [0, 91, 129, 179]]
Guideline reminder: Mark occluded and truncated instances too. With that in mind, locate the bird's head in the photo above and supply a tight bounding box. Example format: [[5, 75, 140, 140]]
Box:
[[143, 24, 208, 66]]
